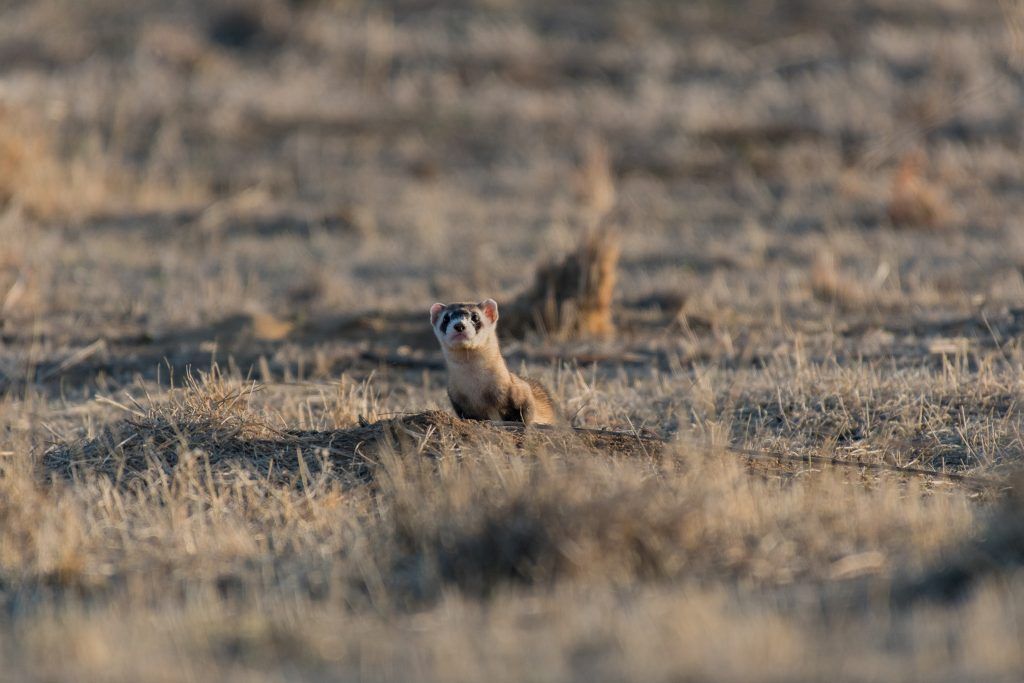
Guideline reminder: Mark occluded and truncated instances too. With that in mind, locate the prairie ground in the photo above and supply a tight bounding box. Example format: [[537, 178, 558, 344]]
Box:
[[1, 0, 1024, 681]]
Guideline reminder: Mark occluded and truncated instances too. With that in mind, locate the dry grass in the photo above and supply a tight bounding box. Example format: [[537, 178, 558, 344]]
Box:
[[0, 104, 207, 222], [0, 368, 1008, 681], [2, 0, 1024, 681]]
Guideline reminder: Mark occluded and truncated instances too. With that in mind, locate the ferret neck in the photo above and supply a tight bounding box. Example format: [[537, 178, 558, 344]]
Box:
[[443, 335, 507, 371]]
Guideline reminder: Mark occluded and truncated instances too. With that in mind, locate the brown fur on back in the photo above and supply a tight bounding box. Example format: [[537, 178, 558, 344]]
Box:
[[520, 376, 557, 424]]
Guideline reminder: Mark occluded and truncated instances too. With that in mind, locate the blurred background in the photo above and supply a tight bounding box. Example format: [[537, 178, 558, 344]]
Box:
[[1, 0, 1023, 377], [4, 4, 1024, 681]]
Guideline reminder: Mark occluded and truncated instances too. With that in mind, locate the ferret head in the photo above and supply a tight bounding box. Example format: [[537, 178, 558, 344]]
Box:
[[429, 299, 499, 351]]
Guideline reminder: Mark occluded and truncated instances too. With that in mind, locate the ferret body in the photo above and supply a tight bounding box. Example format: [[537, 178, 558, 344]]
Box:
[[429, 299, 557, 425]]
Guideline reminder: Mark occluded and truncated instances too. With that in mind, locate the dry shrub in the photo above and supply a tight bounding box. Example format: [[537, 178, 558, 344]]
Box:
[[809, 250, 866, 309], [573, 136, 616, 226], [504, 228, 620, 339], [887, 149, 951, 230], [498, 138, 619, 340]]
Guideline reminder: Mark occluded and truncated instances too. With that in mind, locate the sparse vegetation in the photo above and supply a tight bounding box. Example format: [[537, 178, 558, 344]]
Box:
[[2, 0, 1024, 681]]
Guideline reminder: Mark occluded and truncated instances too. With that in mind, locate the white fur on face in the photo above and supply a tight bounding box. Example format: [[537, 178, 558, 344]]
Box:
[[432, 305, 494, 350]]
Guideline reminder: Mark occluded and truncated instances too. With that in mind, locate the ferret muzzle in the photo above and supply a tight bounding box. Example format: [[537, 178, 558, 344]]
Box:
[[437, 307, 484, 345]]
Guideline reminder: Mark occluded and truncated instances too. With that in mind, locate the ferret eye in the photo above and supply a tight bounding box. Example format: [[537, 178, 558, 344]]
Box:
[[441, 314, 450, 326], [471, 313, 480, 323]]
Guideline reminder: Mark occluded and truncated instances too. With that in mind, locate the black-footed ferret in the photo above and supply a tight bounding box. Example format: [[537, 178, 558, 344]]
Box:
[[429, 299, 557, 425]]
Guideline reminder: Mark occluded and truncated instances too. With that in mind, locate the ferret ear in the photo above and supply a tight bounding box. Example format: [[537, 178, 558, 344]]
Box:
[[430, 303, 446, 324], [481, 298, 499, 323]]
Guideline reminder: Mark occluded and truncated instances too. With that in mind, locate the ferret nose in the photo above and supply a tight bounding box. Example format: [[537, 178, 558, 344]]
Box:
[[453, 321, 466, 333]]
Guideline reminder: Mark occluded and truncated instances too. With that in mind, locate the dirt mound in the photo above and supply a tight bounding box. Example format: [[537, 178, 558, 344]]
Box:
[[43, 409, 482, 483], [42, 406, 661, 486]]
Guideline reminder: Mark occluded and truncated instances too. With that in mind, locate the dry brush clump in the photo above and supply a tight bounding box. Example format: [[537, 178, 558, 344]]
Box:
[[503, 228, 621, 340], [573, 136, 616, 226], [887, 149, 952, 231], [809, 250, 869, 309], [501, 138, 620, 340]]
